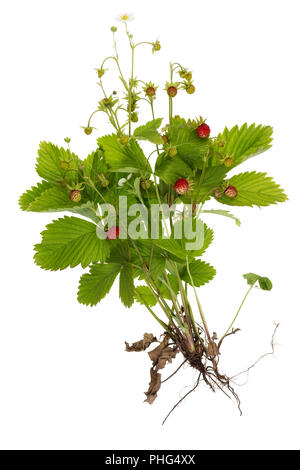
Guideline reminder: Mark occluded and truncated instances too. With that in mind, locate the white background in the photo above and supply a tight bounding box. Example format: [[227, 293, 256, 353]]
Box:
[[0, 0, 299, 450]]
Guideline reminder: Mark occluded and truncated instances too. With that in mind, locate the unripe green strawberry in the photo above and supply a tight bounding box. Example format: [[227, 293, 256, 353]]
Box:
[[153, 41, 161, 51], [97, 173, 110, 187], [83, 127, 93, 135], [60, 161, 69, 171], [69, 190, 81, 203], [141, 179, 151, 190], [167, 86, 177, 97], [168, 147, 177, 157], [224, 185, 238, 198], [131, 112, 139, 123], [185, 72, 192, 81], [161, 134, 169, 144], [186, 84, 195, 94], [214, 188, 224, 199], [96, 68, 105, 78], [224, 157, 233, 167], [119, 135, 129, 145]]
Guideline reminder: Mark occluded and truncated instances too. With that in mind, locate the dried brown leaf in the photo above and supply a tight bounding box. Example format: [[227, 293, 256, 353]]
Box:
[[125, 333, 157, 352], [144, 369, 162, 404]]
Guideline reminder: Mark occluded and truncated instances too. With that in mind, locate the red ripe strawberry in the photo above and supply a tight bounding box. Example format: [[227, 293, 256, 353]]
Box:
[[167, 86, 178, 97], [106, 226, 120, 240], [224, 185, 238, 198], [69, 190, 81, 203], [196, 123, 210, 139], [174, 178, 189, 195]]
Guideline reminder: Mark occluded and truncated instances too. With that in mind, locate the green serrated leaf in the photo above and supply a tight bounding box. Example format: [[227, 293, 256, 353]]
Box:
[[215, 123, 273, 168], [181, 259, 216, 287], [34, 216, 110, 270], [167, 117, 209, 169], [119, 264, 135, 307], [36, 141, 80, 183], [78, 263, 121, 306], [155, 153, 193, 184], [19, 181, 53, 210], [133, 119, 163, 144], [217, 171, 287, 207], [99, 134, 151, 174], [135, 286, 157, 307]]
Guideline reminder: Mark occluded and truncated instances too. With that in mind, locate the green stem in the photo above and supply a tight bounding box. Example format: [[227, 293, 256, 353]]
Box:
[[185, 254, 211, 342], [219, 285, 254, 344], [87, 109, 100, 127]]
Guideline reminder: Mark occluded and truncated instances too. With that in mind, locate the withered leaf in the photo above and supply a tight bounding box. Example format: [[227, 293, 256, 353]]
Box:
[[148, 336, 178, 370], [144, 335, 179, 404], [125, 333, 157, 352], [206, 341, 220, 358], [144, 369, 162, 404]]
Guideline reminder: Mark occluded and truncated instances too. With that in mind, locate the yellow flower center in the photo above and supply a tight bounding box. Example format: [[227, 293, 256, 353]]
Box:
[[122, 14, 128, 20]]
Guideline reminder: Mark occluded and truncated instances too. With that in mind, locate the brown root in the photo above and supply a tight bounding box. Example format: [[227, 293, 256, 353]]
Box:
[[126, 323, 279, 423]]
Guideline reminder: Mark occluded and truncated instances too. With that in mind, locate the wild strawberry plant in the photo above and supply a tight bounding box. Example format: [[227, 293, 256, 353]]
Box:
[[20, 16, 287, 418]]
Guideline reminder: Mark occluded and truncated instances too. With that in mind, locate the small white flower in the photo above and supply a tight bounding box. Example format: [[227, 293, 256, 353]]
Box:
[[116, 13, 134, 23]]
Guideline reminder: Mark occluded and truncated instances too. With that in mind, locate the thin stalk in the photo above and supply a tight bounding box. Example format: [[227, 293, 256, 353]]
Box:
[[137, 291, 170, 332], [112, 32, 128, 90], [219, 285, 254, 344], [185, 254, 211, 342]]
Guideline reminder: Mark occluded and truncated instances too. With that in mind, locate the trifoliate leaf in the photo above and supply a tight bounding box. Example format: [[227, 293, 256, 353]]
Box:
[[36, 141, 80, 182], [119, 263, 135, 307], [135, 286, 157, 307], [34, 216, 110, 270], [78, 263, 121, 306], [19, 181, 53, 210], [217, 171, 287, 207], [99, 134, 152, 174], [243, 273, 273, 290], [133, 119, 163, 145], [214, 123, 273, 168], [181, 260, 216, 287]]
